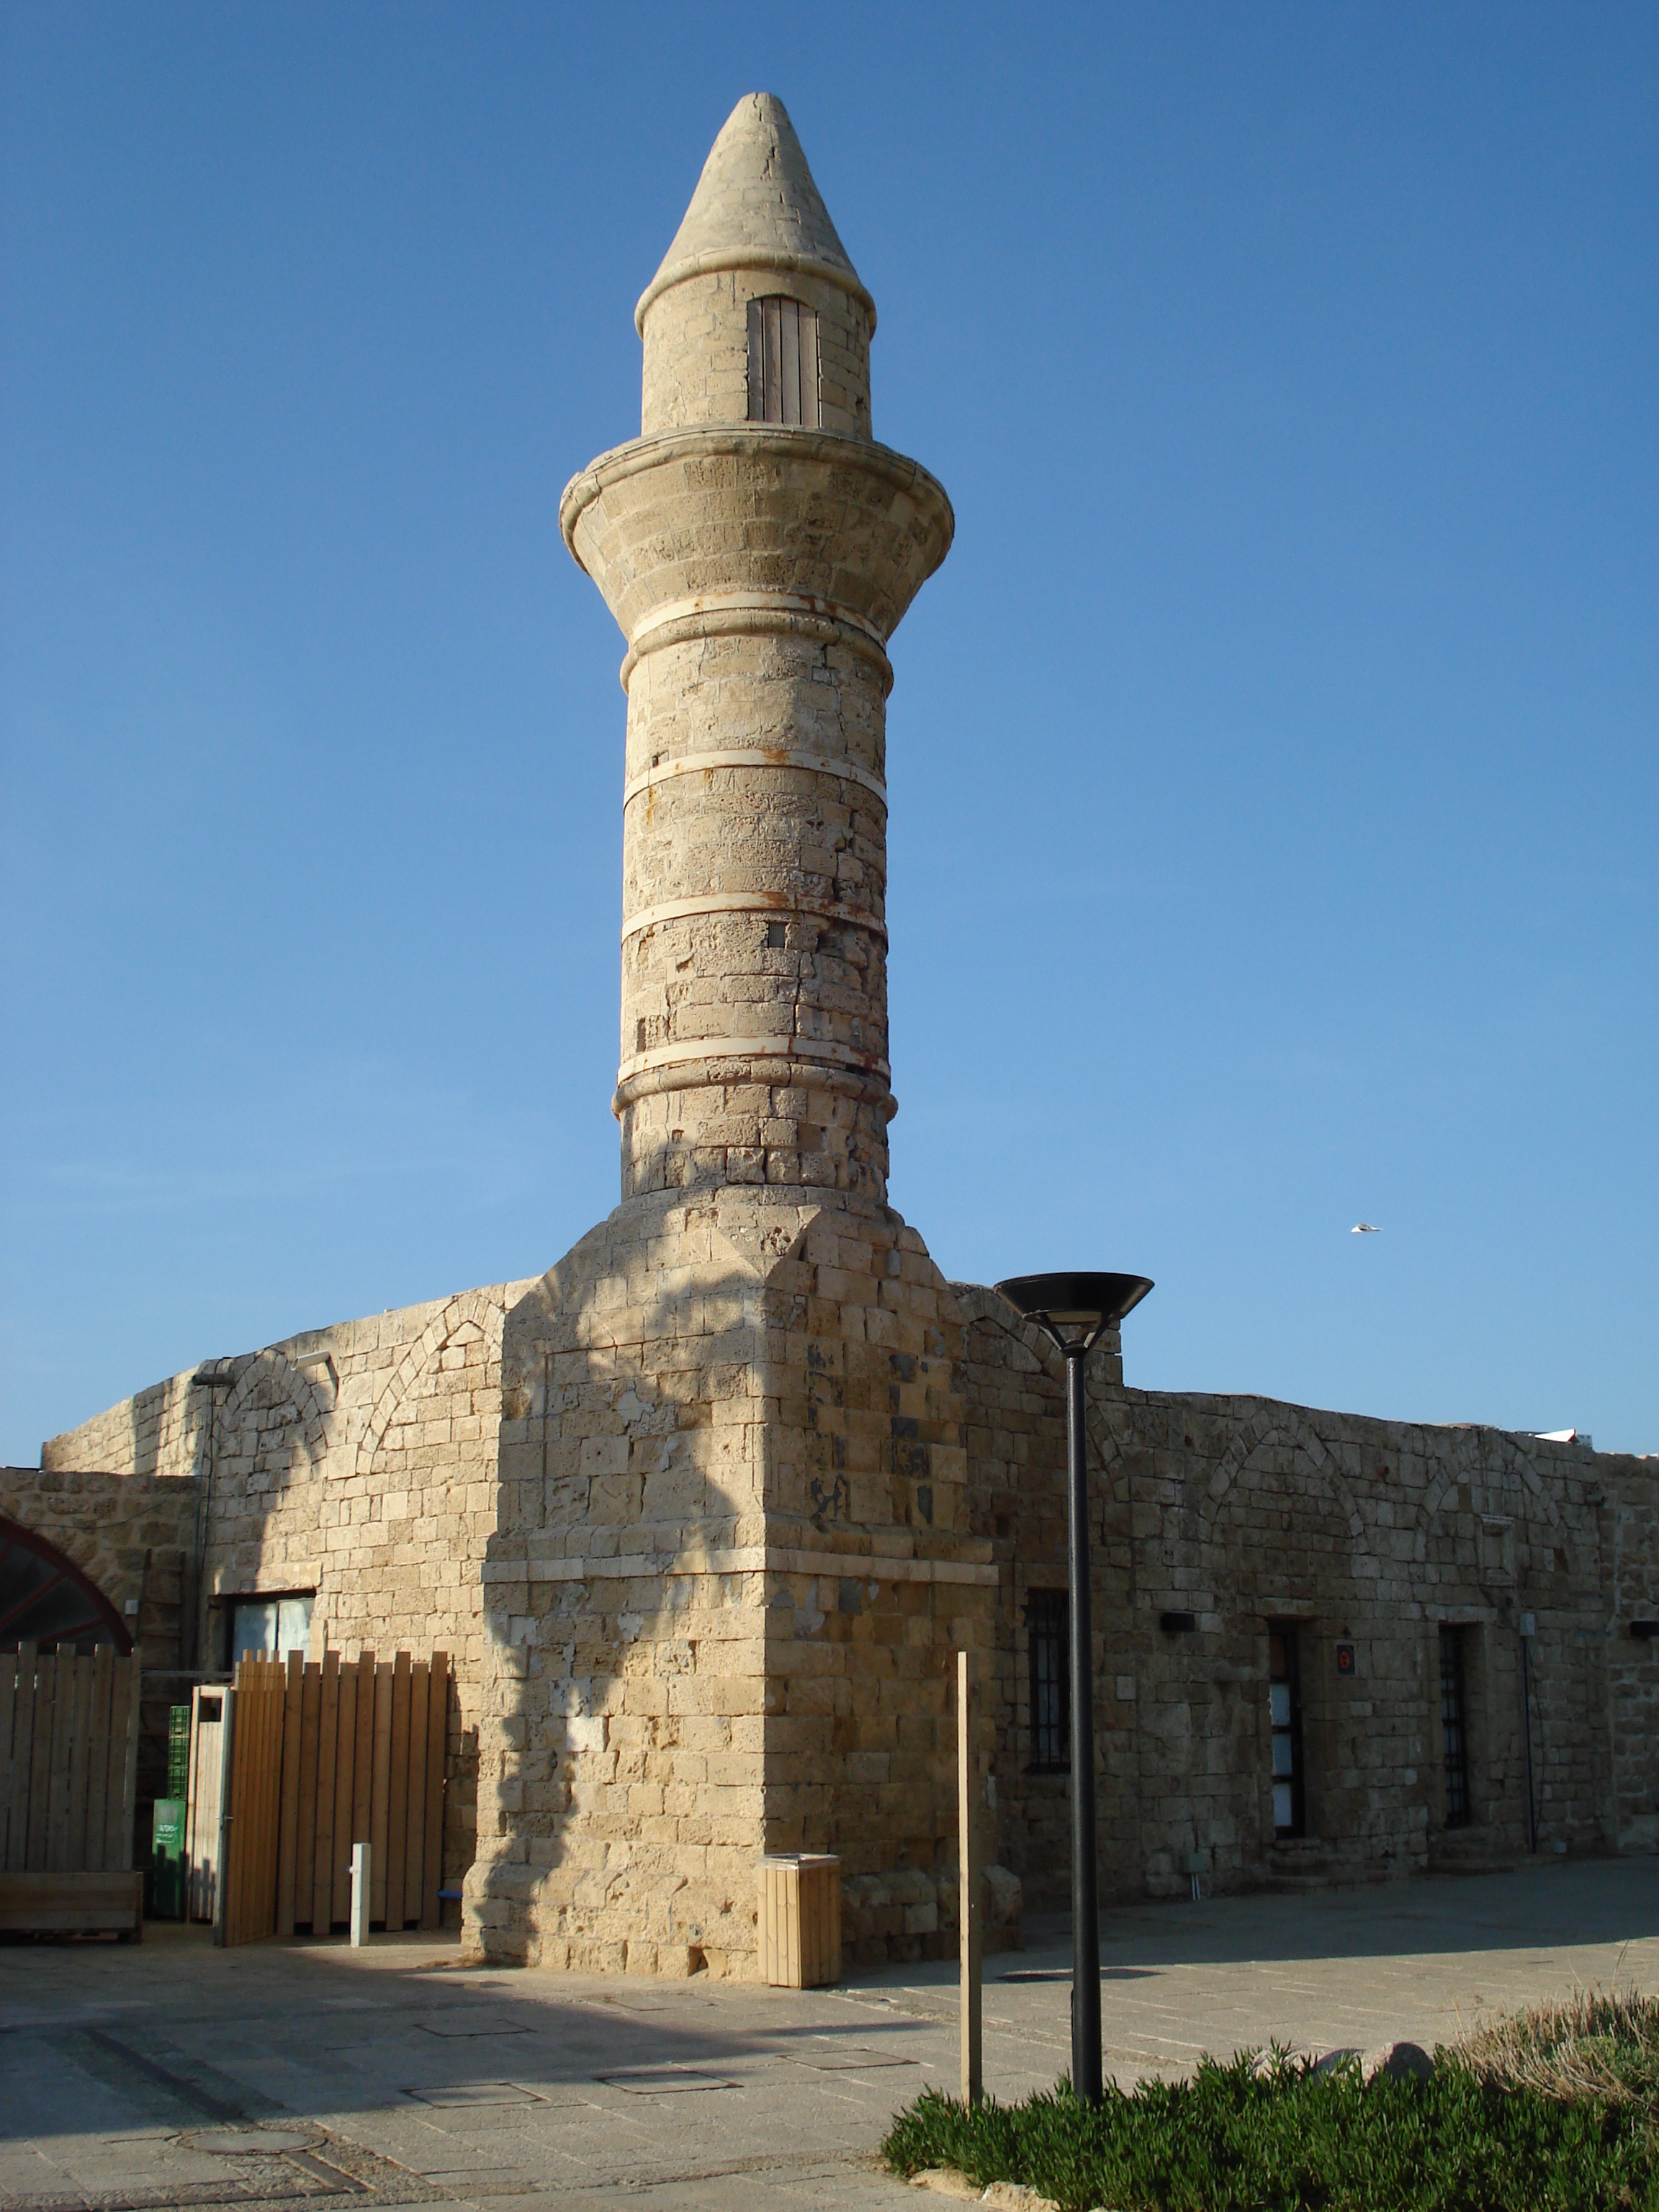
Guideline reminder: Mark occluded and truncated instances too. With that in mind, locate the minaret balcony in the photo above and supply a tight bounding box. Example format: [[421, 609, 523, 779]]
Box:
[[561, 424, 953, 688]]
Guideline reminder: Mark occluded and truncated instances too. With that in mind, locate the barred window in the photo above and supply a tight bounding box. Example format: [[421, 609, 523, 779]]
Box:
[[747, 296, 820, 427], [1027, 1590, 1069, 1771], [1440, 1625, 1470, 1827], [1268, 1623, 1305, 1838]]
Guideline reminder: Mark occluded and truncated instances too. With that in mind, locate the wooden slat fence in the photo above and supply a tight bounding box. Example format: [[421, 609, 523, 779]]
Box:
[[215, 1647, 449, 1945], [222, 1656, 285, 1946], [0, 1642, 140, 1876]]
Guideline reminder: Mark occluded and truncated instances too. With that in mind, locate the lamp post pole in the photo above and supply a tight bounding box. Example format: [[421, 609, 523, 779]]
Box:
[[1063, 1338, 1101, 2103], [994, 1271, 1154, 2108]]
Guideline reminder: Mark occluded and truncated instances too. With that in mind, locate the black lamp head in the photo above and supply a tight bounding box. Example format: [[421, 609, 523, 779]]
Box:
[[993, 1271, 1154, 1354]]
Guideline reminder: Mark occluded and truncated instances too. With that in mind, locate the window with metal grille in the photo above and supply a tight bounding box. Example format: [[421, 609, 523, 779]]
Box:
[[1027, 1590, 1069, 1771], [1439, 1624, 1470, 1827], [747, 296, 821, 427], [1268, 1623, 1305, 1838]]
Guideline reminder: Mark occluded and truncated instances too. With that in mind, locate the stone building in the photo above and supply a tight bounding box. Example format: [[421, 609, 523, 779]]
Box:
[[5, 94, 1655, 1975]]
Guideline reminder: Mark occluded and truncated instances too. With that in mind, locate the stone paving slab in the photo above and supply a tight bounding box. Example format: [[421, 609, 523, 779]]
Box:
[[1, 1861, 1655, 2210]]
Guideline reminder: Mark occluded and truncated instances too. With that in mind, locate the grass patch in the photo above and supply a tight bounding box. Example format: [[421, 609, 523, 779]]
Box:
[[881, 1994, 1659, 2211], [1455, 1989, 1659, 2110]]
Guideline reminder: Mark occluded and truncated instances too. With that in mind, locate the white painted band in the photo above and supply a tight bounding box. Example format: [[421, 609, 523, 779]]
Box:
[[622, 747, 887, 809], [621, 891, 884, 943], [627, 588, 889, 661], [483, 1547, 999, 1589]]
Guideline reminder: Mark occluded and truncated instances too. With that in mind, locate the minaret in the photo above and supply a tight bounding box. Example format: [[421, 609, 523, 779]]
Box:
[[561, 93, 953, 1205], [475, 97, 979, 1982]]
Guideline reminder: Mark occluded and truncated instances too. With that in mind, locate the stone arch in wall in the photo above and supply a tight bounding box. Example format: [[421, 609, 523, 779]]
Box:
[[950, 1284, 1128, 1491], [354, 1290, 508, 1481], [216, 1349, 331, 1495], [1195, 1407, 1367, 1548], [1420, 1426, 1578, 1586]]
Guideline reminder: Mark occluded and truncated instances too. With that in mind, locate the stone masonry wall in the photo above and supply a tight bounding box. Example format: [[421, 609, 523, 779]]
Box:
[[17, 1274, 1652, 1964], [1606, 1460, 1659, 1851], [956, 1285, 1650, 1906], [950, 1292, 1138, 1909], [641, 266, 871, 439], [616, 621, 893, 1202], [469, 1195, 774, 1977], [32, 1281, 533, 1912], [757, 1202, 997, 1968], [0, 1462, 197, 1633], [466, 1189, 996, 1979]]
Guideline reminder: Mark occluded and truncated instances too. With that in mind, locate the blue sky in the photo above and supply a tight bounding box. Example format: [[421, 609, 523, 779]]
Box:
[[2, 4, 1654, 1462]]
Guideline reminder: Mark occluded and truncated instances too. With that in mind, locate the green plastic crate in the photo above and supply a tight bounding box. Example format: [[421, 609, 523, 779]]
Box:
[[166, 1704, 191, 1801]]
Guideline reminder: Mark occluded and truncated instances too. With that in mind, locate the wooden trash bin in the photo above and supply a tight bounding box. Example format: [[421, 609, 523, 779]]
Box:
[[759, 1853, 841, 1988]]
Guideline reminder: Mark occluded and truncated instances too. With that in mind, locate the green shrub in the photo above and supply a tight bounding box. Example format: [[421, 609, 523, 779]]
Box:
[[881, 2037, 1659, 2211]]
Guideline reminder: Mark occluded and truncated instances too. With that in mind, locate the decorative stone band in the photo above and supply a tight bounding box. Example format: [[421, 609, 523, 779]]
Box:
[[611, 1032, 894, 1122], [621, 747, 887, 810], [613, 1056, 896, 1122], [621, 889, 885, 947], [619, 595, 893, 694], [482, 1547, 999, 1588]]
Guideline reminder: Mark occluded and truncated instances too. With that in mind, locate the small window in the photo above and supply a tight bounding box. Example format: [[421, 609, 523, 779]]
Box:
[[1026, 1591, 1069, 1771], [1439, 1625, 1470, 1828], [230, 1593, 313, 1665], [1267, 1623, 1305, 1838], [747, 296, 820, 427]]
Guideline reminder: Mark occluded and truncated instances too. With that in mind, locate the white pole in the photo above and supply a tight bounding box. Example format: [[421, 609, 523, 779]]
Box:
[[958, 1650, 982, 2105], [350, 1841, 371, 1946]]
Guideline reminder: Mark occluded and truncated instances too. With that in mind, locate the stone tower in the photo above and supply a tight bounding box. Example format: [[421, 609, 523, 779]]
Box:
[[470, 93, 991, 1977], [561, 91, 953, 1203]]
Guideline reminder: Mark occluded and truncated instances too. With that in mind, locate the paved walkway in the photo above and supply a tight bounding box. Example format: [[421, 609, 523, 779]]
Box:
[[1, 1861, 1655, 2211]]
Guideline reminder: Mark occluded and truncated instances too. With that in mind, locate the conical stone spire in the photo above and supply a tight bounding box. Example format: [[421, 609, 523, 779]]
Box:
[[636, 92, 875, 331]]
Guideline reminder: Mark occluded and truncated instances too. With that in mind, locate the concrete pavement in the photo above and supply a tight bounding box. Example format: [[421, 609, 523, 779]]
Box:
[[1, 1860, 1655, 2211]]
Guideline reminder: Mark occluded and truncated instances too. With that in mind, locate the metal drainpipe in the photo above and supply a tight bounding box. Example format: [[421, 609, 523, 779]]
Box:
[[1519, 1614, 1538, 1852], [191, 1364, 235, 1671]]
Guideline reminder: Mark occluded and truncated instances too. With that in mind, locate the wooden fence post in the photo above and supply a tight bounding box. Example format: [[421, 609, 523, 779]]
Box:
[[211, 1684, 236, 1947]]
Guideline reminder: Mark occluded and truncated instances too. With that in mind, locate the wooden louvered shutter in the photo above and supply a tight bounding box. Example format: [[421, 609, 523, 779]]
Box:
[[747, 297, 820, 428]]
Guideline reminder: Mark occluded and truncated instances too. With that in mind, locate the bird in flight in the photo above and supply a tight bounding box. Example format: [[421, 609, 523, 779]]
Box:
[[1352, 1223, 1380, 1234]]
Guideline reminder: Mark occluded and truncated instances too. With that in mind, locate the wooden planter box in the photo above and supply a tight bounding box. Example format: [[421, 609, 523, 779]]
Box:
[[759, 1853, 841, 1988], [0, 1871, 143, 1937]]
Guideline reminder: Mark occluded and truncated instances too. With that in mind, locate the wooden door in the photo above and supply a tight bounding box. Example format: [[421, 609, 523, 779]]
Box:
[[186, 1684, 232, 1924]]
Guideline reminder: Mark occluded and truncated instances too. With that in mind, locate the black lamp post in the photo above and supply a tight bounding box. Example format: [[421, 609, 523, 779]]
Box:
[[993, 1270, 1154, 2105]]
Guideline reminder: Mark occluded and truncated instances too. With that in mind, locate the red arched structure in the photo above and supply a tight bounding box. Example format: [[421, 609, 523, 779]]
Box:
[[0, 1513, 133, 1655]]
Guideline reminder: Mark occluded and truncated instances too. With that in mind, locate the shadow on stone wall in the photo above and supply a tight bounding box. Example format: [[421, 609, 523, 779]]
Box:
[[467, 1189, 994, 1976], [468, 1197, 775, 1974]]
